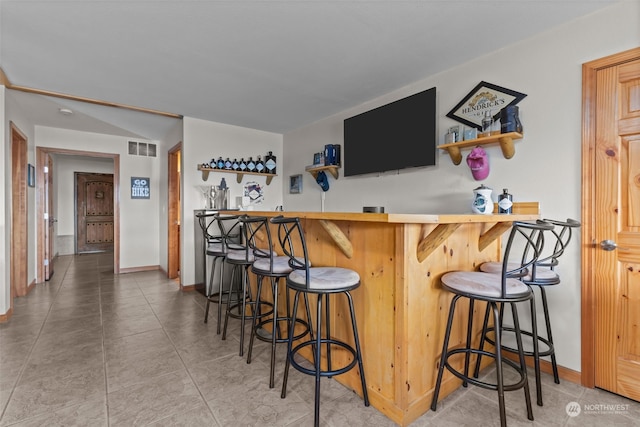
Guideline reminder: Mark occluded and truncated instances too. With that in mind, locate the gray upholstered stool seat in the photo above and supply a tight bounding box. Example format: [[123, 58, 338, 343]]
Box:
[[288, 267, 360, 291], [441, 271, 530, 299]]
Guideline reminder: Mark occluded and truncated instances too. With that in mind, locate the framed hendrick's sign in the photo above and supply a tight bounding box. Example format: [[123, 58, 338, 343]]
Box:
[[447, 81, 527, 130]]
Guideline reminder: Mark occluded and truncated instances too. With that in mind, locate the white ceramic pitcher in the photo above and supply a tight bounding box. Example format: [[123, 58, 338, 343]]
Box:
[[472, 184, 494, 215]]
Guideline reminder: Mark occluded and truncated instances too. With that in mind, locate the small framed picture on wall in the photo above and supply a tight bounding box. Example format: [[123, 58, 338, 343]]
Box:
[[27, 164, 35, 187], [289, 174, 302, 194]]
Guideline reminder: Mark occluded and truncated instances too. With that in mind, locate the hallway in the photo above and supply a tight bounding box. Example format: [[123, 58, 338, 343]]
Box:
[[1, 253, 638, 426]]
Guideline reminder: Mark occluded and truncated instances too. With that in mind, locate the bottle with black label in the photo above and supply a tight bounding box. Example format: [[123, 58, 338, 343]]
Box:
[[498, 188, 513, 214], [256, 155, 265, 173], [232, 158, 239, 171], [239, 158, 247, 171], [224, 157, 232, 170], [265, 151, 276, 175], [216, 157, 225, 170], [247, 157, 256, 172]]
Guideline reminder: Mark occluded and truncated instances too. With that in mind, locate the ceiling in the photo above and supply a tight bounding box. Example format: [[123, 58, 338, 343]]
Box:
[[1, 0, 619, 140]]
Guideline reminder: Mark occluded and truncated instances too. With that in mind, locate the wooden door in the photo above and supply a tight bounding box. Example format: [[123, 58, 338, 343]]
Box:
[[76, 172, 114, 253], [44, 154, 55, 280], [10, 123, 28, 297], [168, 143, 182, 280], [583, 49, 640, 401]]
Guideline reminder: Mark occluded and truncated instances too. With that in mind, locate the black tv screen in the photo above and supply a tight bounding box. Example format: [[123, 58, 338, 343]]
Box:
[[344, 87, 436, 177]]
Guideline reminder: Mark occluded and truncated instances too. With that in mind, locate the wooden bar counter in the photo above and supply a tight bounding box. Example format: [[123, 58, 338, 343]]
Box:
[[230, 203, 539, 426]]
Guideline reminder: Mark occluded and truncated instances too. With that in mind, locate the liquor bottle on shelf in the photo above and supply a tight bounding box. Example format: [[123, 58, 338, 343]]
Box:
[[480, 110, 493, 137], [265, 151, 277, 175], [498, 188, 513, 214], [247, 157, 256, 172], [216, 157, 225, 170], [232, 159, 239, 171], [224, 158, 232, 170], [256, 156, 265, 173], [239, 158, 247, 171]]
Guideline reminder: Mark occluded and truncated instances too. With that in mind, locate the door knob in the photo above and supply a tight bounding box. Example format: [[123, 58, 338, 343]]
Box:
[[600, 239, 629, 251]]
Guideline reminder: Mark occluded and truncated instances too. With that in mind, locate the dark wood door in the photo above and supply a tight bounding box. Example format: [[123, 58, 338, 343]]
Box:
[[76, 172, 114, 253]]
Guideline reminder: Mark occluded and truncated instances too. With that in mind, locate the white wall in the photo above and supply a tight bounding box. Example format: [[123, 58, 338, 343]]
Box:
[[36, 127, 162, 270], [281, 1, 640, 372], [181, 117, 283, 286]]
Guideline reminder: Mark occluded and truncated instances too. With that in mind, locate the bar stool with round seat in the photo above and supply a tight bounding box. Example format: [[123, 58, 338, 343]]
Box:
[[431, 220, 554, 427], [197, 212, 240, 333], [240, 215, 312, 389], [222, 215, 274, 357], [476, 218, 581, 406], [272, 216, 369, 427]]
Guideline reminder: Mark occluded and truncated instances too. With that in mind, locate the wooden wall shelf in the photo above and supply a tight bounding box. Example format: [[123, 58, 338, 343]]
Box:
[[197, 166, 276, 185], [438, 132, 523, 165], [305, 164, 340, 180]]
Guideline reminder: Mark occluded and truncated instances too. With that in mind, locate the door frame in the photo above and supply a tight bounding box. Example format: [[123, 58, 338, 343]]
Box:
[[36, 147, 121, 281], [581, 46, 640, 388], [10, 122, 28, 300], [167, 142, 182, 281]]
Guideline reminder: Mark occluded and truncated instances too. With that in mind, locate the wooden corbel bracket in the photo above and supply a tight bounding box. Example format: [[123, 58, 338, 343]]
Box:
[[478, 221, 513, 252], [416, 223, 461, 263], [319, 220, 353, 259]]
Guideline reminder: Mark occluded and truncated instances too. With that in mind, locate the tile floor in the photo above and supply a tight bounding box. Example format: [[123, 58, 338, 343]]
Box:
[[1, 253, 639, 426]]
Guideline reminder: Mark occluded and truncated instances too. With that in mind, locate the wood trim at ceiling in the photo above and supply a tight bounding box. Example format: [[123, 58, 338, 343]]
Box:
[[0, 67, 182, 119]]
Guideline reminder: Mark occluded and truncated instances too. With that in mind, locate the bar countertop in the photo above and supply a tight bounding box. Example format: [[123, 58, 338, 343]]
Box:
[[224, 201, 539, 224]]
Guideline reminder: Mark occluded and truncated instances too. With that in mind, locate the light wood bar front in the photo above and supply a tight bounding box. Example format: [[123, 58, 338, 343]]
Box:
[[230, 203, 539, 426]]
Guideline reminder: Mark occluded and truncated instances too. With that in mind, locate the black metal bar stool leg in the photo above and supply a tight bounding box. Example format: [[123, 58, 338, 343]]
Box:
[[314, 293, 324, 427], [490, 301, 507, 427], [346, 290, 369, 406], [529, 291, 542, 406], [463, 298, 475, 387], [539, 287, 559, 384], [510, 302, 534, 420], [431, 295, 460, 411]]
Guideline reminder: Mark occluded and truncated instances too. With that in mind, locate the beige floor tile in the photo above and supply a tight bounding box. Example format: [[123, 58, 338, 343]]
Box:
[[1, 366, 105, 425], [3, 398, 108, 427], [107, 371, 204, 426]]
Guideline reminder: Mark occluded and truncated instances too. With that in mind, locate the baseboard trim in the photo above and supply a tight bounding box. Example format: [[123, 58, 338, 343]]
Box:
[[0, 307, 14, 323], [181, 284, 196, 291], [504, 352, 581, 385], [27, 279, 36, 294], [119, 265, 160, 274]]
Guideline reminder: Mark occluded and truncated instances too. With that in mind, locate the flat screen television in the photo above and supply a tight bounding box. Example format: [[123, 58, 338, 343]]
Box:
[[343, 87, 436, 177]]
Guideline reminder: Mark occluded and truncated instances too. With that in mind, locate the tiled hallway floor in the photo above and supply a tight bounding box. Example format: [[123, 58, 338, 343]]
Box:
[[1, 253, 639, 426]]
